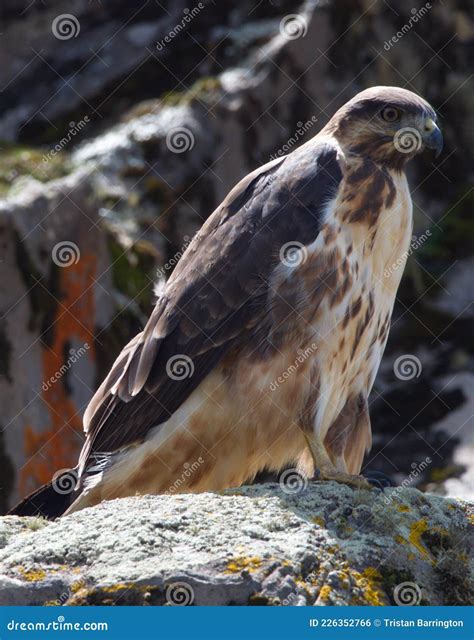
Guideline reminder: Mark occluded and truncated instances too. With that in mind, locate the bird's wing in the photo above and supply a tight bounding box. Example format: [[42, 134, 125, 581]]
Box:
[[79, 140, 342, 475]]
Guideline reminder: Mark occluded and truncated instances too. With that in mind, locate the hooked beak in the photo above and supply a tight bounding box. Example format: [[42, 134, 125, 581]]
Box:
[[423, 118, 443, 157]]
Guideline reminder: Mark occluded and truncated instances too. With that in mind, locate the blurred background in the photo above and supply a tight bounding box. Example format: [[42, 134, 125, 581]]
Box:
[[0, 0, 472, 512]]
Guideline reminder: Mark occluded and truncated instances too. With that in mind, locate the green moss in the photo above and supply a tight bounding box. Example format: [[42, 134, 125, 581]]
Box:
[[160, 76, 222, 107], [108, 237, 156, 313], [0, 143, 69, 195], [429, 465, 462, 484]]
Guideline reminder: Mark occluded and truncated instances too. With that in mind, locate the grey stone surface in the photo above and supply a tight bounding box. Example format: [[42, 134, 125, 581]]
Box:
[[0, 0, 472, 517], [0, 482, 472, 606]]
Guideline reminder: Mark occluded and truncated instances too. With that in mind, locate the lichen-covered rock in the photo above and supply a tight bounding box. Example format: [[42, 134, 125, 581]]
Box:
[[1, 0, 472, 513], [0, 482, 472, 606]]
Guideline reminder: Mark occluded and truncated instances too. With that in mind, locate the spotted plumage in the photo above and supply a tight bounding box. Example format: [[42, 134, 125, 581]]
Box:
[[11, 86, 443, 518]]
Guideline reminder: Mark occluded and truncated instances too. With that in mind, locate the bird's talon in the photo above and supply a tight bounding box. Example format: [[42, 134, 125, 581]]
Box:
[[316, 472, 374, 491], [363, 470, 394, 490]]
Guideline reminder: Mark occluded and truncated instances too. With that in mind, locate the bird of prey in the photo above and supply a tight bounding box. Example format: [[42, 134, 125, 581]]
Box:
[[12, 86, 442, 518]]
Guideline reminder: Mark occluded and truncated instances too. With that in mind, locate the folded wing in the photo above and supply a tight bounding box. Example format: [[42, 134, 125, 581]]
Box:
[[79, 141, 343, 477]]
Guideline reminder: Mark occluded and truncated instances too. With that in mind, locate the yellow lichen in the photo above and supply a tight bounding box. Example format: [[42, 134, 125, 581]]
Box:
[[359, 568, 386, 606], [100, 582, 136, 594], [18, 567, 47, 582], [71, 580, 86, 593], [318, 585, 332, 601], [319, 563, 387, 606], [312, 516, 325, 527], [408, 518, 430, 558], [225, 556, 262, 574], [348, 567, 387, 606], [397, 504, 410, 512]]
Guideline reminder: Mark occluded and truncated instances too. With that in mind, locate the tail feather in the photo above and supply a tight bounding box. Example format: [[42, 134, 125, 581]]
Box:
[[8, 481, 73, 519]]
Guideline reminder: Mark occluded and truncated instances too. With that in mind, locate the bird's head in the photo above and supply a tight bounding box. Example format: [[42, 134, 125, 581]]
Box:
[[324, 86, 443, 170]]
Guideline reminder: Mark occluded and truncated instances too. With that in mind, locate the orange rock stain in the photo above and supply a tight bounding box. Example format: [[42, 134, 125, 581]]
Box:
[[20, 253, 97, 495]]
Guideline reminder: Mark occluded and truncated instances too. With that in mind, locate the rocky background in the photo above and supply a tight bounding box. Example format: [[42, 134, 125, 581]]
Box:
[[0, 0, 472, 512]]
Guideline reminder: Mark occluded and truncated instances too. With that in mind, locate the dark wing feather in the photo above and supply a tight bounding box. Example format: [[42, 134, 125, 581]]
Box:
[[79, 140, 342, 476]]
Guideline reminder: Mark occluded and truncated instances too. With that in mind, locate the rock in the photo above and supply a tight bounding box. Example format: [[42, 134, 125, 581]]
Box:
[[0, 0, 302, 143], [429, 373, 474, 501], [0, 170, 114, 508], [432, 257, 474, 319], [0, 482, 472, 606]]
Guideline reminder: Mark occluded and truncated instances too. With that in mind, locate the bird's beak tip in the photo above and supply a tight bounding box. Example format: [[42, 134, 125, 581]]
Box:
[[424, 124, 443, 158]]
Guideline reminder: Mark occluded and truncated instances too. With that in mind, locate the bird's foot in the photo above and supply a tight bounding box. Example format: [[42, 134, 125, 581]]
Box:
[[313, 470, 374, 491], [363, 470, 394, 490]]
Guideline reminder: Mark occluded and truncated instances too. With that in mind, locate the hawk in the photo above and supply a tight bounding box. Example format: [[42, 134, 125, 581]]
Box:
[[12, 86, 442, 518]]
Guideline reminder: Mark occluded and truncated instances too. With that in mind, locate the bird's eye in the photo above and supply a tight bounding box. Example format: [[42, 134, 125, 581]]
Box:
[[381, 107, 401, 122]]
